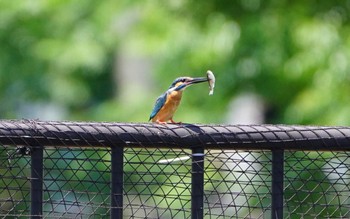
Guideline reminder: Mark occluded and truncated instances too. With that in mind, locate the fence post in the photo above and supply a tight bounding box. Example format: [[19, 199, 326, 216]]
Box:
[[111, 146, 124, 219], [271, 149, 284, 219], [191, 147, 204, 219], [31, 146, 43, 219]]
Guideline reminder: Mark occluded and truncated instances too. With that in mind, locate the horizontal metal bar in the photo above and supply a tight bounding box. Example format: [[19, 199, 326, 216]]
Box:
[[0, 120, 349, 150]]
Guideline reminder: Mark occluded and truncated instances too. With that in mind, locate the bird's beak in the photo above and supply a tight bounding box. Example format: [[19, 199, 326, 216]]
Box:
[[187, 77, 208, 85]]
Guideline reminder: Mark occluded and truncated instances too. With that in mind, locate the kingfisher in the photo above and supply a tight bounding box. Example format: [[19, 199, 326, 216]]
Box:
[[149, 76, 208, 124]]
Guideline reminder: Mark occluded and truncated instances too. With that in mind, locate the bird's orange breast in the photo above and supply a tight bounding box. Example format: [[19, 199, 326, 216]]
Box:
[[152, 91, 183, 122]]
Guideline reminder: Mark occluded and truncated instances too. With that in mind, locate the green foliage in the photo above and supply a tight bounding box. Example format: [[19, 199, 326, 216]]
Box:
[[0, 0, 120, 118], [1, 1, 350, 124]]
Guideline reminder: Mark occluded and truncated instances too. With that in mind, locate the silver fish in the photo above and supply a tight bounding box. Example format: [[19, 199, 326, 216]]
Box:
[[207, 70, 215, 95]]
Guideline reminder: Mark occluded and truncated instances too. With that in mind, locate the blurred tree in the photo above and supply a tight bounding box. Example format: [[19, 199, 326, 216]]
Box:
[[155, 0, 350, 125], [1, 1, 350, 124], [0, 0, 122, 119]]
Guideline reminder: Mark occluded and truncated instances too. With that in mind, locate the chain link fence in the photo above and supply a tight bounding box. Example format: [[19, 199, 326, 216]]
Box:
[[0, 120, 350, 218]]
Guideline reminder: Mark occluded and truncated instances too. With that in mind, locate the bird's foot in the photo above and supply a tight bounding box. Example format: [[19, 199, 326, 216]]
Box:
[[155, 120, 167, 125], [154, 119, 182, 125]]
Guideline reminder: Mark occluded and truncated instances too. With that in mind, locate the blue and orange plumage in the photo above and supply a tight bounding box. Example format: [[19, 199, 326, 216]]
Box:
[[149, 77, 208, 124]]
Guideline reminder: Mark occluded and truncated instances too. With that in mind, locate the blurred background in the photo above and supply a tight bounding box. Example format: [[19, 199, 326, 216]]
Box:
[[1, 1, 350, 125], [2, 1, 350, 218]]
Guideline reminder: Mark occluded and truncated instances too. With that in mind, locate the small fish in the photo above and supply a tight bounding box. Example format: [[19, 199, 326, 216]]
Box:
[[207, 70, 215, 95]]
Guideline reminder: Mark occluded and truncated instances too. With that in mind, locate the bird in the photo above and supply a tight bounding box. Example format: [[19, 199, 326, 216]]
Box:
[[149, 76, 208, 124]]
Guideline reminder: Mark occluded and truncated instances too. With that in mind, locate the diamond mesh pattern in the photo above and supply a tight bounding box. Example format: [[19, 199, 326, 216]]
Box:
[[284, 151, 350, 218], [0, 145, 31, 217], [204, 150, 272, 219], [1, 147, 350, 218], [124, 148, 192, 219], [0, 121, 350, 218], [42, 147, 111, 218]]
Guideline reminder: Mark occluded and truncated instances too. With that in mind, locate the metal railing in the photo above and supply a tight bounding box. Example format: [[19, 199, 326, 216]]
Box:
[[0, 120, 350, 218]]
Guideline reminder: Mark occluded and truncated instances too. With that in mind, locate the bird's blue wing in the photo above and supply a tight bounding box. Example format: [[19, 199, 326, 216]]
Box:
[[149, 93, 167, 121]]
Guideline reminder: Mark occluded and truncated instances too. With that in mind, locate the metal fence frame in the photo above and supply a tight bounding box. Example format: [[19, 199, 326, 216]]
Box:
[[1, 120, 350, 219]]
